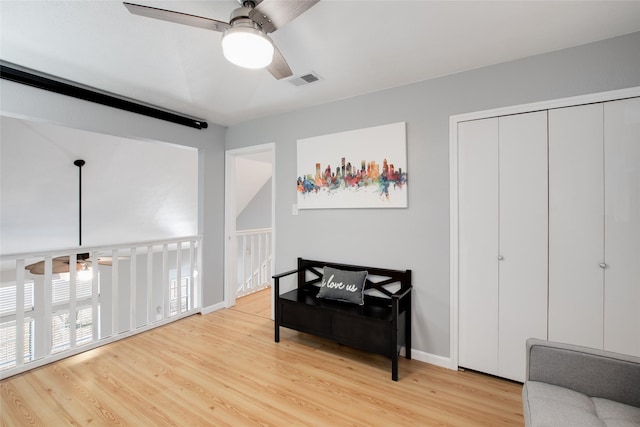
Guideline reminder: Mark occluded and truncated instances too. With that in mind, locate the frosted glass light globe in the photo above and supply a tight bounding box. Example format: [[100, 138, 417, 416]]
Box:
[[222, 27, 274, 69]]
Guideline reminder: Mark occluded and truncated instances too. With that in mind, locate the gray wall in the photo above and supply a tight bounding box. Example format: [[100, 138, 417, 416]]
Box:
[[237, 177, 272, 231], [225, 31, 640, 358], [0, 79, 227, 308]]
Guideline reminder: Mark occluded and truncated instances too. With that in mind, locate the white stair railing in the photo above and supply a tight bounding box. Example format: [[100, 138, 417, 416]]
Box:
[[0, 236, 201, 378], [236, 228, 272, 297]]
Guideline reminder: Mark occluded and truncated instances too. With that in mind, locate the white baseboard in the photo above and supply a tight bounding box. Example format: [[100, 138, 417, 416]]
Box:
[[410, 348, 453, 370], [200, 301, 226, 315]]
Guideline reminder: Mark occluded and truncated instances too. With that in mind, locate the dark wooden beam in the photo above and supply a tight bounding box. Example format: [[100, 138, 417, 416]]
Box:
[[0, 61, 208, 130]]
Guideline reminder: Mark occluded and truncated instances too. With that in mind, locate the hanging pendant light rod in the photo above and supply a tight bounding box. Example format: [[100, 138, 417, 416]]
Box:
[[74, 159, 85, 246]]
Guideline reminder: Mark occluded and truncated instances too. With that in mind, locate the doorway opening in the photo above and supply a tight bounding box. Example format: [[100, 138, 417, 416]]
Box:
[[224, 143, 275, 319]]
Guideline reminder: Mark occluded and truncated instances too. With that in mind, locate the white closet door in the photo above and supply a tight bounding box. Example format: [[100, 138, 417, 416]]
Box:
[[604, 97, 640, 356], [549, 104, 604, 349], [498, 111, 548, 382], [458, 118, 499, 375]]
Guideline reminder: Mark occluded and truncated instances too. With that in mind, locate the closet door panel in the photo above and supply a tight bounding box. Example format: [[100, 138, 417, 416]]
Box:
[[548, 104, 604, 349], [458, 118, 499, 375], [604, 97, 640, 356], [498, 111, 548, 382]]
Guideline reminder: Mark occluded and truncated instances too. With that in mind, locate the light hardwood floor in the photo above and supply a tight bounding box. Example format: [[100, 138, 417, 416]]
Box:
[[1, 289, 524, 426], [231, 288, 273, 318]]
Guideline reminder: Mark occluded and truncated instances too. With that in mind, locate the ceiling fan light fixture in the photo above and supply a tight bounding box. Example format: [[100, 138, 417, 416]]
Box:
[[58, 263, 93, 282], [77, 263, 94, 281], [222, 25, 274, 69]]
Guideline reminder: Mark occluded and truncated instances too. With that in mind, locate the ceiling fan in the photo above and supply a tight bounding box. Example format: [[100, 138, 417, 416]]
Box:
[[24, 159, 124, 276], [123, 0, 320, 79], [25, 253, 115, 275]]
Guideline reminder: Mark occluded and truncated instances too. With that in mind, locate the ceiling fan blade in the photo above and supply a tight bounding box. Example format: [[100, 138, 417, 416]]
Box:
[[267, 43, 293, 80], [249, 0, 319, 34], [25, 253, 110, 275], [123, 2, 230, 32], [87, 256, 129, 266], [25, 258, 73, 275]]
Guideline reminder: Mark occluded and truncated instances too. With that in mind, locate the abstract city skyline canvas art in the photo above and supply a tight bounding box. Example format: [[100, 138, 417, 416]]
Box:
[[296, 122, 408, 209]]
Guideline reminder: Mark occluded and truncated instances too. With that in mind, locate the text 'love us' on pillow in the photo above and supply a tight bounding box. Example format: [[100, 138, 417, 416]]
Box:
[[317, 266, 368, 305]]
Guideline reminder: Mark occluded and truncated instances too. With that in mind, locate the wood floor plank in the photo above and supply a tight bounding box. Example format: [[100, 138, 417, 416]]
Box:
[[231, 287, 272, 319], [1, 306, 524, 426]]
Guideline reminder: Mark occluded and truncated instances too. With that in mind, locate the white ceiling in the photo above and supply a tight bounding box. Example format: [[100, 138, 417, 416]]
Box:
[[2, 1, 640, 127]]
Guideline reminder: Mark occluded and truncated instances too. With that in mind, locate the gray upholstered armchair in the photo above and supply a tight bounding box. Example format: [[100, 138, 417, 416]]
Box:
[[522, 338, 640, 427]]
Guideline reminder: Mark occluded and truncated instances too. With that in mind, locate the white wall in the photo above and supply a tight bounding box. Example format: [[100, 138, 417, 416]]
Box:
[[225, 31, 640, 359], [237, 178, 272, 231], [1, 117, 198, 253], [0, 80, 226, 307], [234, 156, 272, 216]]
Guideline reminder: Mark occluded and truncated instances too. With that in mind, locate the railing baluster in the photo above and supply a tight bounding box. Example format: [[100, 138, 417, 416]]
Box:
[[147, 245, 153, 324], [162, 244, 169, 318], [176, 242, 182, 314], [15, 259, 25, 367], [43, 257, 52, 357], [196, 239, 202, 309], [130, 247, 137, 330], [111, 250, 119, 335], [258, 233, 263, 287], [250, 234, 255, 292], [69, 253, 77, 349], [266, 232, 271, 283], [242, 235, 247, 296], [189, 241, 195, 311], [91, 251, 99, 341]]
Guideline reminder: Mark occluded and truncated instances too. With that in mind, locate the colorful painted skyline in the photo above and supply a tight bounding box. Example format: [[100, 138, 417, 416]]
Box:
[[297, 156, 408, 200], [296, 122, 407, 209]]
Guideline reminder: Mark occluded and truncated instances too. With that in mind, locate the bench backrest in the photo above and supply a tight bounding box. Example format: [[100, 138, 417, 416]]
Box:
[[296, 258, 411, 299]]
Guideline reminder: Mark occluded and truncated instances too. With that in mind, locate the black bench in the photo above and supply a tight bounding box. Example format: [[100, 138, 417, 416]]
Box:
[[273, 258, 412, 381]]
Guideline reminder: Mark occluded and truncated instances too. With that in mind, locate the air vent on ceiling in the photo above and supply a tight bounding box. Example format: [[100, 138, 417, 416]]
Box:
[[288, 71, 323, 87]]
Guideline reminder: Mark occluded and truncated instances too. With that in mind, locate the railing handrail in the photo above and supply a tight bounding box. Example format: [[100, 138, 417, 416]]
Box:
[[235, 228, 271, 237], [0, 235, 202, 260]]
